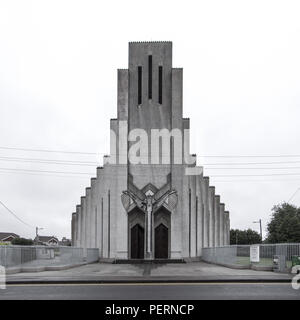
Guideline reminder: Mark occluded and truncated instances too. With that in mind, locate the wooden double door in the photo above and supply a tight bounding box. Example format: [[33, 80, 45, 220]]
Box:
[[154, 223, 168, 259], [130, 224, 144, 259], [130, 223, 169, 259]]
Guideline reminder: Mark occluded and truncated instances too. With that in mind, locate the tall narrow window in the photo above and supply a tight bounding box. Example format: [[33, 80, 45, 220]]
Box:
[[158, 66, 163, 104], [95, 207, 97, 247], [101, 198, 103, 258], [108, 190, 110, 258], [189, 188, 191, 257], [138, 66, 142, 105], [148, 55, 152, 99], [196, 197, 198, 256]]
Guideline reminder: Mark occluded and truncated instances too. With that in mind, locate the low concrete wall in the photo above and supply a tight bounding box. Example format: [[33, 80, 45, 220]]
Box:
[[202, 246, 237, 265], [87, 248, 99, 263], [0, 245, 98, 274]]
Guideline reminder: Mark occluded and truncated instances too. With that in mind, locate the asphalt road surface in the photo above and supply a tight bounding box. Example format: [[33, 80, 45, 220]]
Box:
[[0, 283, 300, 300]]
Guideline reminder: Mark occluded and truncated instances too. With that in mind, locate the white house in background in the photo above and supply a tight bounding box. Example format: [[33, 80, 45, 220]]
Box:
[[0, 232, 20, 244], [35, 236, 59, 246]]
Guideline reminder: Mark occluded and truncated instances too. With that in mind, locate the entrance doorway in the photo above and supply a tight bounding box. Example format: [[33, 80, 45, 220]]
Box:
[[130, 224, 144, 259], [155, 223, 168, 259]]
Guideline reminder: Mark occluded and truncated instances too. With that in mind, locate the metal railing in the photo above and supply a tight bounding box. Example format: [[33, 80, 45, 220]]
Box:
[[0, 246, 37, 268], [0, 245, 98, 270], [202, 243, 300, 269]]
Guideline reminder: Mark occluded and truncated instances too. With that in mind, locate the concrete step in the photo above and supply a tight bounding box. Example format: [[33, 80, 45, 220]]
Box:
[[114, 259, 185, 264]]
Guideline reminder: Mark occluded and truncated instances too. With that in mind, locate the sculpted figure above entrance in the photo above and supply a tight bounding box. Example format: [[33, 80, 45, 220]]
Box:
[[121, 180, 177, 259]]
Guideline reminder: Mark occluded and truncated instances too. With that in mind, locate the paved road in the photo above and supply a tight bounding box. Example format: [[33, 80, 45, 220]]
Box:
[[0, 283, 299, 300]]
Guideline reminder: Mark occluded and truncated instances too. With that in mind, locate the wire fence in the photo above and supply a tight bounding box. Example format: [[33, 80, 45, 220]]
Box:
[[202, 243, 300, 268], [0, 245, 99, 271]]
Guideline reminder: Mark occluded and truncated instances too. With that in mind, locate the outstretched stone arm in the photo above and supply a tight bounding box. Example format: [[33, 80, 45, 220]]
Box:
[[122, 190, 145, 211]]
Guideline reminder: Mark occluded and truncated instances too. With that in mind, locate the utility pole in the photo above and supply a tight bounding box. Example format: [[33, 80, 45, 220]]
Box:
[[35, 227, 44, 244], [253, 219, 262, 242]]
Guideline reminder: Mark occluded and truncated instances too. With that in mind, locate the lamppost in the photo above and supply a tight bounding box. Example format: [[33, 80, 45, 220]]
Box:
[[253, 219, 262, 242]]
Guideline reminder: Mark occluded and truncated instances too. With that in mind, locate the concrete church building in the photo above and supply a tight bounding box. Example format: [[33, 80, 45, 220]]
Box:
[[71, 41, 230, 260]]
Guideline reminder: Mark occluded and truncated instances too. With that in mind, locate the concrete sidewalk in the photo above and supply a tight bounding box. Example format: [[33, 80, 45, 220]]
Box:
[[5, 261, 293, 284]]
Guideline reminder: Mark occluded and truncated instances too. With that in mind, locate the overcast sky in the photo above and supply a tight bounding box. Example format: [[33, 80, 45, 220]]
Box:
[[0, 0, 300, 240]]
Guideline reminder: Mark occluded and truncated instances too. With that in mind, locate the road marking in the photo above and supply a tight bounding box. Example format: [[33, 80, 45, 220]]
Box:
[[5, 282, 292, 287]]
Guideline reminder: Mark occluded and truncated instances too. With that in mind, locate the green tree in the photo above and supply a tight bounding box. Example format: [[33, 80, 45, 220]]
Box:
[[266, 203, 300, 243], [230, 228, 262, 245], [11, 237, 34, 245]]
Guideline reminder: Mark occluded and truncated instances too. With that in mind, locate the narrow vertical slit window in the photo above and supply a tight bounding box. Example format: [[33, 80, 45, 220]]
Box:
[[101, 198, 103, 258], [158, 66, 163, 104], [148, 55, 152, 99], [95, 207, 97, 247], [138, 66, 142, 105], [196, 197, 198, 256], [108, 190, 110, 258], [189, 188, 191, 257]]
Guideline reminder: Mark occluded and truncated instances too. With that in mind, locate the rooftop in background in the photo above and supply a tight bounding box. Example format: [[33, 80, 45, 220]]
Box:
[[0, 232, 19, 241], [35, 235, 59, 244]]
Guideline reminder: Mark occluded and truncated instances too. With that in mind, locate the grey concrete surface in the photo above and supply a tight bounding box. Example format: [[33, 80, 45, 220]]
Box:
[[1, 283, 299, 300], [6, 261, 293, 284], [6, 259, 87, 274]]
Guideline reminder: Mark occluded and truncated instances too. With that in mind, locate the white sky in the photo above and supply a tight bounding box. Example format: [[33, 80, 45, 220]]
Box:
[[0, 0, 300, 240]]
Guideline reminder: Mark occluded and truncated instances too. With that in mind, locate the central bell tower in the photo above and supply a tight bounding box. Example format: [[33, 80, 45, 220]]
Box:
[[117, 42, 184, 259], [128, 42, 173, 131], [115, 41, 186, 190]]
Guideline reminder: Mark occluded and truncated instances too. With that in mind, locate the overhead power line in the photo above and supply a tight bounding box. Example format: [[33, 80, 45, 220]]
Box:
[[210, 173, 300, 177], [203, 160, 300, 165], [2, 155, 300, 167], [1, 167, 300, 181], [2, 167, 299, 177], [0, 199, 34, 229], [3, 155, 300, 169], [0, 146, 98, 155], [1, 170, 300, 182], [288, 188, 300, 202], [0, 170, 92, 179], [1, 145, 300, 158], [205, 167, 300, 170], [0, 155, 98, 166], [0, 167, 94, 175], [213, 176, 300, 181], [214, 179, 300, 183], [199, 155, 300, 158], [3, 156, 300, 169]]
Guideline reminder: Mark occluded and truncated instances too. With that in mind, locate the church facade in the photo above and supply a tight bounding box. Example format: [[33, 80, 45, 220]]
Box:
[[71, 42, 230, 260]]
